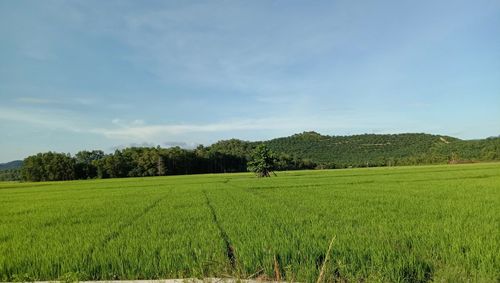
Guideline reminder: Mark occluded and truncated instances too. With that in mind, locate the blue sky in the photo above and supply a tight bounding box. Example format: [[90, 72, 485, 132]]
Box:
[[1, 0, 499, 162]]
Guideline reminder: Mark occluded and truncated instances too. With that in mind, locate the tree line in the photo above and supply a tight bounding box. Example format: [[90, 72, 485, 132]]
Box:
[[19, 142, 316, 182]]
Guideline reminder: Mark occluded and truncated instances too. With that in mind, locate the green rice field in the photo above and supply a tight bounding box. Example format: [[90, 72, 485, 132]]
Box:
[[0, 163, 499, 282]]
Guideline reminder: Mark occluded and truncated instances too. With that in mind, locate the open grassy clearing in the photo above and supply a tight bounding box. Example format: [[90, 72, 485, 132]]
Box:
[[0, 163, 499, 282]]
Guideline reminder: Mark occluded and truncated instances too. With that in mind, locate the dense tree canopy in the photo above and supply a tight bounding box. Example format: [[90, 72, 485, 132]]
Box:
[[18, 144, 316, 182], [74, 150, 104, 179], [21, 152, 75, 182]]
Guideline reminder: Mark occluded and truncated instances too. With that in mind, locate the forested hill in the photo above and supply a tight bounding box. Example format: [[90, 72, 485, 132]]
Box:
[[262, 132, 499, 167], [0, 160, 22, 171], [263, 132, 455, 167], [0, 160, 23, 181]]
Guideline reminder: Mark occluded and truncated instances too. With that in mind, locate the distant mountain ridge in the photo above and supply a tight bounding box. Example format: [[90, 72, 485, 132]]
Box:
[[0, 160, 23, 171]]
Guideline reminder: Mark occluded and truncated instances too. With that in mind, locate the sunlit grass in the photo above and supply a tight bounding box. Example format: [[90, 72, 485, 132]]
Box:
[[0, 163, 499, 282]]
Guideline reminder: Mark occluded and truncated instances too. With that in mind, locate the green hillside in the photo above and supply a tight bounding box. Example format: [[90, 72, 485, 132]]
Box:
[[262, 132, 500, 168], [0, 160, 22, 171]]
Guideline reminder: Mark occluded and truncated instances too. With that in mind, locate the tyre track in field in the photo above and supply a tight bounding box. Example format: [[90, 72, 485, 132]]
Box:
[[202, 190, 237, 270], [82, 195, 166, 273]]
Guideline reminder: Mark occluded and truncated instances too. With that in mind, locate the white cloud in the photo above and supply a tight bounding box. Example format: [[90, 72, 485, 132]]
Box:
[[1, 106, 425, 144], [1, 107, 308, 141], [89, 116, 367, 141], [111, 118, 122, 125]]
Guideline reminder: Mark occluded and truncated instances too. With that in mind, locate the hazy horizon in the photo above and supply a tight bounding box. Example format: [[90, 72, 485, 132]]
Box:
[[1, 0, 499, 162]]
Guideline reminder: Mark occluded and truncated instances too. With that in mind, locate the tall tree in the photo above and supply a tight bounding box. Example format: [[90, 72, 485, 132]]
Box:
[[247, 144, 278, 177]]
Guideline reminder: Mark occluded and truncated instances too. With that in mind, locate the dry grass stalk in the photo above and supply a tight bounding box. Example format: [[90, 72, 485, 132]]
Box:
[[316, 235, 336, 283], [274, 255, 282, 282]]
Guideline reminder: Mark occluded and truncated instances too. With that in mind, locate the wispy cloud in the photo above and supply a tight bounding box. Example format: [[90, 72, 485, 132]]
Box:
[[16, 96, 97, 106], [90, 119, 291, 140], [16, 97, 57, 104], [89, 115, 392, 141], [0, 106, 368, 140], [63, 1, 343, 98], [0, 107, 84, 133]]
